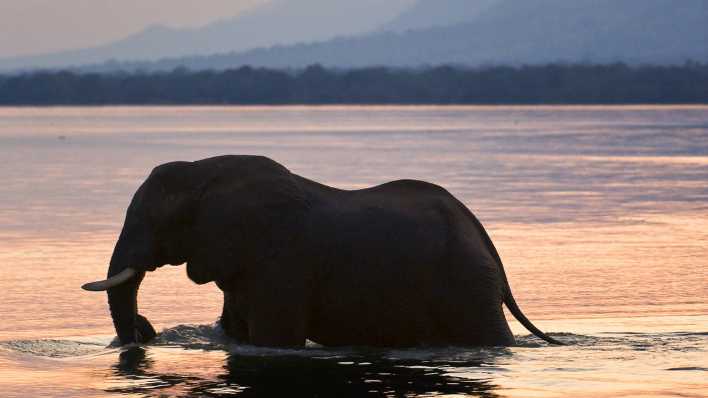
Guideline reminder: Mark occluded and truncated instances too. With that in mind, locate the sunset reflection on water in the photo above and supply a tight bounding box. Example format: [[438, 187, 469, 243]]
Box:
[[0, 105, 706, 397]]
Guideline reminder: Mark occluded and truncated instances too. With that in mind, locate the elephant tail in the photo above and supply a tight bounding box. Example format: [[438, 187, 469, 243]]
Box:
[[464, 209, 564, 345], [503, 292, 564, 345]]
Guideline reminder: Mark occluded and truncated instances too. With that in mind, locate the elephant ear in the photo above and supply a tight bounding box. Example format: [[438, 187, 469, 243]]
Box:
[[186, 156, 310, 286], [144, 161, 203, 268]]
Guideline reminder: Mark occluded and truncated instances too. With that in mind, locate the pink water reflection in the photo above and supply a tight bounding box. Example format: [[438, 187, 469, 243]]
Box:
[[0, 106, 706, 398]]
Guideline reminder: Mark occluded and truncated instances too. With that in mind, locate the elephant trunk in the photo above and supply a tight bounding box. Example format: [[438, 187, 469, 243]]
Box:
[[106, 261, 145, 345], [105, 227, 157, 345]]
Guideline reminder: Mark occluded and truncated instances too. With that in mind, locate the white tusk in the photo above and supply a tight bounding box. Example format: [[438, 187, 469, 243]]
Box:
[[81, 268, 137, 292]]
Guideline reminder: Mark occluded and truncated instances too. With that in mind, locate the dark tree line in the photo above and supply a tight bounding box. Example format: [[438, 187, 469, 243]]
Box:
[[0, 63, 707, 105]]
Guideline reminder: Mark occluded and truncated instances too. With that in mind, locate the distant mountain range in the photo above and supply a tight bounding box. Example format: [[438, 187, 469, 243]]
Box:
[[0, 0, 413, 72], [2, 0, 707, 72], [384, 0, 498, 32]]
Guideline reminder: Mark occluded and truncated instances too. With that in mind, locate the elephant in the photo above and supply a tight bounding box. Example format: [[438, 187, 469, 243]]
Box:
[[83, 155, 562, 347]]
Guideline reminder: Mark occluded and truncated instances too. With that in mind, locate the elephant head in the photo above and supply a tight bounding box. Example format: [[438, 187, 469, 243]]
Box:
[[82, 156, 308, 345]]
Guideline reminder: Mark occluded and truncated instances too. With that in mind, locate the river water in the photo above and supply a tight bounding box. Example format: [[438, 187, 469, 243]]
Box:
[[0, 105, 706, 397]]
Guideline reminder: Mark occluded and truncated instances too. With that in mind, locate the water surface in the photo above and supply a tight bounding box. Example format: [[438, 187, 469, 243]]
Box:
[[0, 105, 706, 397]]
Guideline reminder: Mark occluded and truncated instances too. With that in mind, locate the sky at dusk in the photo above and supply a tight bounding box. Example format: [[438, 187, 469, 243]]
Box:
[[0, 0, 264, 57]]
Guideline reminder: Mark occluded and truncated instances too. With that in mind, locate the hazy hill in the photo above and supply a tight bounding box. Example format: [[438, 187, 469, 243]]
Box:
[[85, 0, 705, 71], [458, 0, 708, 64], [4, 0, 706, 72], [384, 0, 499, 32], [0, 0, 413, 71]]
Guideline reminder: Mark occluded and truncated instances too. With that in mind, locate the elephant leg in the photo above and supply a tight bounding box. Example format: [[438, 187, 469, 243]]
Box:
[[135, 314, 157, 343], [246, 283, 307, 348], [440, 300, 515, 346], [247, 314, 306, 348], [442, 249, 517, 346], [221, 292, 249, 343], [226, 317, 249, 343], [467, 302, 516, 346]]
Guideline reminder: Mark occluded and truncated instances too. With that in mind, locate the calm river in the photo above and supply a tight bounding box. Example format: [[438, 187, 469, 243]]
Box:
[[0, 105, 706, 397]]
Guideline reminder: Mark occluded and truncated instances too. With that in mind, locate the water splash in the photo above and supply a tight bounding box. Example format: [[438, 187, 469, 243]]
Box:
[[6, 323, 699, 358], [0, 339, 106, 358]]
